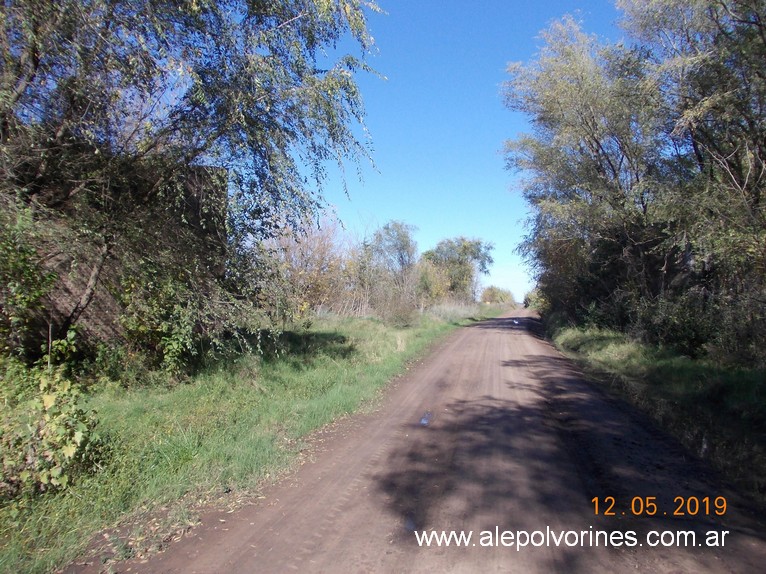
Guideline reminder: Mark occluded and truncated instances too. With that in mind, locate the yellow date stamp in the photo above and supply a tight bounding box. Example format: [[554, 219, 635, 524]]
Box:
[[592, 496, 727, 517]]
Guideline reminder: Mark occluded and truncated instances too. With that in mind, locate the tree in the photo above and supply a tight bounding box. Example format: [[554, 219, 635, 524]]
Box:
[[371, 221, 418, 286], [480, 286, 514, 304], [616, 0, 766, 359], [504, 16, 679, 327], [267, 218, 347, 322], [415, 259, 450, 309], [0, 0, 379, 359], [0, 0, 377, 220], [422, 237, 493, 301], [505, 6, 766, 362], [355, 221, 420, 324]]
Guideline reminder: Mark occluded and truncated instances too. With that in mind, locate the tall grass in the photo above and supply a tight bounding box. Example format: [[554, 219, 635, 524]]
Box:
[[0, 304, 508, 573], [554, 326, 766, 503], [427, 301, 494, 323]]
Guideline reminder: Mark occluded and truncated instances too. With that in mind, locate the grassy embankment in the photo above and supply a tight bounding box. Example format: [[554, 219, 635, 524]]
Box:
[[552, 325, 766, 502], [0, 303, 507, 574]]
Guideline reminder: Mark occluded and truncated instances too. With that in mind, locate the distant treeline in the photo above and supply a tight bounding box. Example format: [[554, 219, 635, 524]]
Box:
[[269, 219, 504, 325]]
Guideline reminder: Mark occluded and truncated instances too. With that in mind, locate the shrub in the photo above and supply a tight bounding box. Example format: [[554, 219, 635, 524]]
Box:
[[0, 205, 56, 356], [635, 291, 713, 357], [1, 364, 101, 500]]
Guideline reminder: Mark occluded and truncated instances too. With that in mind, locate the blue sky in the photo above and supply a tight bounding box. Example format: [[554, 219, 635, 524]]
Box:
[[323, 0, 624, 300]]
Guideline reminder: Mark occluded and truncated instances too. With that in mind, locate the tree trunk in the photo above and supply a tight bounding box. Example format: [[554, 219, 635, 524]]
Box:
[[59, 241, 110, 337]]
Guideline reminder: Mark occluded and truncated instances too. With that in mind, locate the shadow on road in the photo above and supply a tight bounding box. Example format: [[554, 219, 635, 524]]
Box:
[[372, 381, 636, 572], [468, 315, 546, 339], [373, 347, 765, 571], [375, 397, 582, 531]]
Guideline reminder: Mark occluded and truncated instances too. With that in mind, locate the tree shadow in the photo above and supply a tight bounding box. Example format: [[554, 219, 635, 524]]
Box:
[[260, 330, 357, 368], [372, 351, 766, 570], [467, 315, 546, 339], [375, 397, 583, 532], [372, 395, 620, 571]]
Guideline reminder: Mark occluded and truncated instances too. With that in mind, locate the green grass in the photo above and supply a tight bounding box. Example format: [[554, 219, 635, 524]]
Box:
[[553, 326, 766, 502], [0, 304, 508, 573]]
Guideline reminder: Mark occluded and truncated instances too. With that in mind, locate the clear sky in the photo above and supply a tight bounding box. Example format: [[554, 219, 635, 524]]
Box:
[[323, 0, 624, 301]]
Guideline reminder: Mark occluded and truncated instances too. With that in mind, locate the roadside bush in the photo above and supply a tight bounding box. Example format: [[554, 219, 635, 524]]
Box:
[[0, 205, 56, 357], [542, 310, 572, 338], [704, 290, 766, 367], [119, 274, 199, 375], [1, 364, 101, 500], [379, 294, 418, 327], [425, 301, 480, 323], [117, 250, 269, 375], [523, 288, 549, 313], [635, 291, 713, 357]]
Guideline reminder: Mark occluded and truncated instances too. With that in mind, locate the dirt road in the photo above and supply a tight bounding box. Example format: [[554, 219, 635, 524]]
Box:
[[104, 311, 766, 573]]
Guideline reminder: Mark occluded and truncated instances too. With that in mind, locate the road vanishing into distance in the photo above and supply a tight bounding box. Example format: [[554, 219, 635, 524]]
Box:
[[78, 311, 766, 573]]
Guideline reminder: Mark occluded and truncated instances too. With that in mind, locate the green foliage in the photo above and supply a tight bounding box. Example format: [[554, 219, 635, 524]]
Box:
[[480, 286, 514, 304], [422, 237, 494, 301], [522, 288, 547, 311], [1, 364, 100, 500], [117, 248, 273, 374], [554, 324, 766, 502], [0, 205, 55, 356], [0, 357, 39, 408], [1, 0, 378, 225], [505, 7, 766, 364], [415, 259, 450, 308], [365, 221, 420, 324], [118, 273, 198, 374], [0, 309, 498, 573], [268, 218, 346, 322], [371, 221, 418, 282], [0, 0, 380, 362], [266, 220, 498, 323], [634, 291, 714, 357]]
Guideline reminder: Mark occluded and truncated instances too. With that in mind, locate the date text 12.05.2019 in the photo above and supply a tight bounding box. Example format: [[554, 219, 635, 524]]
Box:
[[591, 496, 727, 517]]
